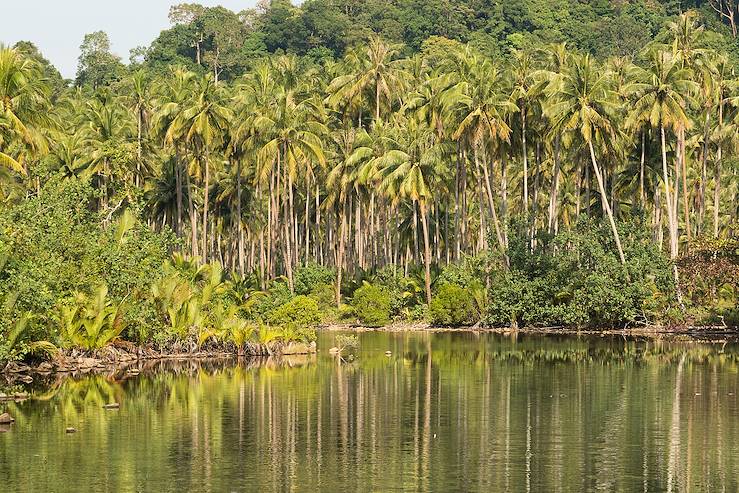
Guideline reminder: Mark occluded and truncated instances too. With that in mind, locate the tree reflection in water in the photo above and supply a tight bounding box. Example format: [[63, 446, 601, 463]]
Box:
[[0, 332, 737, 492]]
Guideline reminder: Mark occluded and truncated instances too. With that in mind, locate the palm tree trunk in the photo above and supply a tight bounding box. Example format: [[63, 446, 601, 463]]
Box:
[[476, 146, 507, 262], [679, 127, 691, 244], [714, 102, 723, 238], [305, 176, 311, 264], [588, 141, 626, 264], [700, 111, 710, 235], [175, 151, 183, 237], [336, 198, 347, 307], [375, 74, 381, 122], [282, 157, 294, 291], [185, 167, 198, 259], [419, 200, 432, 305], [639, 130, 646, 206], [136, 110, 142, 188], [661, 125, 678, 259], [521, 107, 529, 214], [237, 160, 244, 275], [202, 150, 210, 261], [548, 133, 562, 234]]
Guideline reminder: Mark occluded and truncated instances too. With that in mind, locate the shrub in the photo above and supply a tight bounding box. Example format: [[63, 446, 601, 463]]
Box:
[[294, 263, 335, 295], [309, 282, 336, 310], [268, 295, 321, 330], [351, 283, 392, 327], [374, 266, 423, 316], [485, 216, 676, 328], [429, 284, 478, 326]]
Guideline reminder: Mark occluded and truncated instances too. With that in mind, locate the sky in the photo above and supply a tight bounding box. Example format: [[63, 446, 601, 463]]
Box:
[[2, 1, 259, 79]]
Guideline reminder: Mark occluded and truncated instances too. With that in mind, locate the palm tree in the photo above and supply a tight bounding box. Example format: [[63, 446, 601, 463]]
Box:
[[256, 57, 326, 290], [452, 52, 516, 255], [508, 49, 539, 215], [0, 45, 49, 174], [125, 70, 153, 187], [377, 117, 447, 304], [153, 67, 200, 251], [164, 73, 232, 261], [627, 49, 698, 259], [81, 90, 132, 210], [546, 54, 627, 264], [326, 35, 406, 124]]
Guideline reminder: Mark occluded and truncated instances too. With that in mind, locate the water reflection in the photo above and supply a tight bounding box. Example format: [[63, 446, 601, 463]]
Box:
[[0, 332, 737, 492]]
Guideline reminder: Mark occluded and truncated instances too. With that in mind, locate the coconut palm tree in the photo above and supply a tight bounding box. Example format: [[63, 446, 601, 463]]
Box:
[[0, 45, 50, 174], [452, 52, 516, 255], [326, 35, 407, 124], [546, 53, 627, 264], [377, 116, 448, 304], [164, 72, 232, 261], [626, 49, 698, 259]]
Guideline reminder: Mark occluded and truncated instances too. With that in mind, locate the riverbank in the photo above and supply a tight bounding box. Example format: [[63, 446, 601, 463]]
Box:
[[3, 323, 736, 380], [1, 339, 317, 381], [321, 322, 739, 342]]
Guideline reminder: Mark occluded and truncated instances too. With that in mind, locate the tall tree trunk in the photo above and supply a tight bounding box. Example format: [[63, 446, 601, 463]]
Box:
[[714, 102, 724, 238], [375, 74, 381, 122], [521, 107, 529, 214], [236, 160, 244, 275], [336, 198, 347, 307], [282, 154, 294, 291], [588, 141, 626, 264], [477, 146, 507, 263], [661, 126, 678, 259], [175, 151, 183, 237], [419, 200, 433, 305], [201, 150, 210, 262], [679, 127, 691, 244], [305, 176, 311, 264], [639, 130, 646, 207], [136, 109, 142, 188], [699, 111, 710, 235], [186, 167, 198, 259], [548, 133, 562, 234]]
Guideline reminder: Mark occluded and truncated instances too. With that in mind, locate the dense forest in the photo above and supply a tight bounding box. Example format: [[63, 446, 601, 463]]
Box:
[[1, 1, 738, 362]]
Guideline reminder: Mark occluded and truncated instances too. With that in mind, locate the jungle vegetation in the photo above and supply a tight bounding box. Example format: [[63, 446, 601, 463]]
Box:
[[1, 1, 738, 362]]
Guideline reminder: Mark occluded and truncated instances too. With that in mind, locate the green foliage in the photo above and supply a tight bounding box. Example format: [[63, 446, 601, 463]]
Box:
[[485, 218, 676, 328], [429, 284, 479, 326], [677, 237, 739, 327], [293, 263, 335, 295], [57, 286, 128, 351], [351, 283, 392, 327], [268, 295, 321, 331], [0, 178, 173, 356]]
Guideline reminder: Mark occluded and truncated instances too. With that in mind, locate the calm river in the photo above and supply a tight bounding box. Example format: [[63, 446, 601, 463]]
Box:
[[1, 331, 737, 492]]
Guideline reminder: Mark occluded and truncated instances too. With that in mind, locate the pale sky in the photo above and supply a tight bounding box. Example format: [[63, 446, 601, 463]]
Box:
[[2, 1, 259, 79]]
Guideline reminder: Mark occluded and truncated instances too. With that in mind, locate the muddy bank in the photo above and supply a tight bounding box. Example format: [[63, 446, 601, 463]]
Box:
[[0, 339, 317, 382]]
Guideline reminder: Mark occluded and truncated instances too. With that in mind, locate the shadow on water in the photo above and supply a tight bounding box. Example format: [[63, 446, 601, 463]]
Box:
[[0, 332, 737, 492]]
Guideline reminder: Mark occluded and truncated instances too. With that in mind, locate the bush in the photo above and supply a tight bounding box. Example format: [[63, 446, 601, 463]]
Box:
[[0, 177, 174, 359], [485, 216, 676, 328], [374, 266, 423, 316], [429, 284, 478, 326], [268, 295, 321, 330], [293, 263, 335, 295], [351, 283, 392, 327], [309, 282, 336, 309]]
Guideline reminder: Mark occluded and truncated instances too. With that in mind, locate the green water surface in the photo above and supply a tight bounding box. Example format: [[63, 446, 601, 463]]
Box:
[[1, 331, 737, 492]]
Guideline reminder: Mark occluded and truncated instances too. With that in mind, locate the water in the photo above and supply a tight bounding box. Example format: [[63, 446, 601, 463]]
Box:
[[1, 331, 737, 492]]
